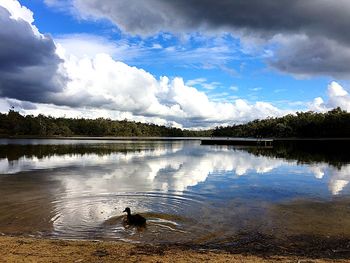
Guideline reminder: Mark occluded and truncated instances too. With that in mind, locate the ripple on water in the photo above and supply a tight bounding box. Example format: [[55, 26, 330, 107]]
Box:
[[48, 191, 215, 243]]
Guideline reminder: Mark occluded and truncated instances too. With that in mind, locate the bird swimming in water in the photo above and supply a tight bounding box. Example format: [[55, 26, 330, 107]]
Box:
[[123, 207, 146, 226]]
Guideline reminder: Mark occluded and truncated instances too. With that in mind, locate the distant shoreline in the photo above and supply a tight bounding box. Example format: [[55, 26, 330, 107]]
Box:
[[0, 136, 205, 140], [2, 135, 350, 140]]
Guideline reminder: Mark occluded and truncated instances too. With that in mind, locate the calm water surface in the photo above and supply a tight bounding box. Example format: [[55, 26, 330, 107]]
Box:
[[0, 139, 350, 246]]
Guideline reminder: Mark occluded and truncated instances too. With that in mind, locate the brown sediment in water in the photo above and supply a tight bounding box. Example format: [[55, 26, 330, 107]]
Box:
[[268, 198, 350, 239], [0, 235, 349, 263]]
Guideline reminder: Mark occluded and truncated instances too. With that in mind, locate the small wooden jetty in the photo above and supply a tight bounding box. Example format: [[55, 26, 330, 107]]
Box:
[[201, 138, 273, 146]]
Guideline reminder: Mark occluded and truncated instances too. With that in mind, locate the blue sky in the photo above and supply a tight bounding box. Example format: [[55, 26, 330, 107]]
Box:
[[1, 0, 350, 128]]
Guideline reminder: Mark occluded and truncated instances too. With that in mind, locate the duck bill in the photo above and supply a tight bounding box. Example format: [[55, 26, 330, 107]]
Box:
[[122, 209, 127, 212]]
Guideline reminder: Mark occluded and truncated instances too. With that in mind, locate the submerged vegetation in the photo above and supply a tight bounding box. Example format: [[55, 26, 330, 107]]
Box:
[[1, 107, 350, 138]]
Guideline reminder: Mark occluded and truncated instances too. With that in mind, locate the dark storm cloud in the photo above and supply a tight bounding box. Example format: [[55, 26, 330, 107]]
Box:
[[0, 6, 66, 103], [72, 0, 350, 78], [74, 0, 350, 42], [269, 36, 350, 79]]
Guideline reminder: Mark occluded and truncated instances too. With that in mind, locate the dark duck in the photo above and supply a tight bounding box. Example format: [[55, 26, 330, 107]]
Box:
[[123, 207, 146, 226]]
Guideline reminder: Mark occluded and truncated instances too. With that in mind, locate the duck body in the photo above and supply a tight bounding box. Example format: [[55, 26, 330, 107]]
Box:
[[123, 207, 146, 226]]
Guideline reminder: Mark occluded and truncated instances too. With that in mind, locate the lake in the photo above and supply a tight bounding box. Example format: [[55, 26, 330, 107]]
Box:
[[0, 139, 350, 252]]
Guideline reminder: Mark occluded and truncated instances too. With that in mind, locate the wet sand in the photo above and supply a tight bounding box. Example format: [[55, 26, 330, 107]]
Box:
[[0, 235, 349, 263]]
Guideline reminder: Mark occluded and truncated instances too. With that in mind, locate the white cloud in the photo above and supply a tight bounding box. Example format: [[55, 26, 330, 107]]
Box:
[[0, 0, 33, 23], [43, 39, 287, 128], [56, 34, 124, 58], [55, 34, 149, 62], [250, 87, 262, 92], [53, 51, 184, 117], [0, 0, 40, 36], [185, 78, 207, 87], [309, 81, 350, 112], [329, 81, 348, 97], [185, 78, 221, 90], [230, 86, 239, 92], [309, 97, 327, 112]]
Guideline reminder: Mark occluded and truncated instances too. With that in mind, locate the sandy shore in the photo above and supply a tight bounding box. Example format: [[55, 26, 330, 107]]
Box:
[[0, 236, 349, 263]]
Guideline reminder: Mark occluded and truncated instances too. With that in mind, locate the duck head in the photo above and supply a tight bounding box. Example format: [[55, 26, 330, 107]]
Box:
[[123, 207, 131, 215]]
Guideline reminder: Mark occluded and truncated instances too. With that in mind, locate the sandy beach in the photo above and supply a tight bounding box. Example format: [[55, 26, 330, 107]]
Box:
[[0, 235, 349, 263]]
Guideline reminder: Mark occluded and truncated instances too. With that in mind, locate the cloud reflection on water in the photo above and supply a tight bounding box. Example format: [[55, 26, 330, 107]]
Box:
[[0, 142, 349, 196], [308, 164, 350, 195], [0, 144, 286, 192], [1, 141, 350, 240]]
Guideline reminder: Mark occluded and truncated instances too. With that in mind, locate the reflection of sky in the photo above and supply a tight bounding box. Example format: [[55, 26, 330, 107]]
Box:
[[308, 164, 350, 195], [0, 142, 350, 197]]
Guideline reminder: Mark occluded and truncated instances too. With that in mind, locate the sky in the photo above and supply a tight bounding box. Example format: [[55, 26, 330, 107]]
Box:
[[1, 0, 350, 129]]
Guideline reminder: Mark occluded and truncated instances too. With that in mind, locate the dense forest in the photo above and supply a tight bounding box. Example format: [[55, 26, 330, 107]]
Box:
[[1, 108, 350, 138], [0, 110, 210, 137], [213, 107, 350, 138]]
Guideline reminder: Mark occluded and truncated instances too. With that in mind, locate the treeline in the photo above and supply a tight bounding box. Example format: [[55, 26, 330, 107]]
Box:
[[0, 110, 210, 137], [2, 108, 350, 138], [213, 107, 350, 138]]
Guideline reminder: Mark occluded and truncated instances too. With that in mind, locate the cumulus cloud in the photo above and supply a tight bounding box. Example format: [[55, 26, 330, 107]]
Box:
[[309, 82, 350, 112], [0, 2, 65, 103], [51, 47, 285, 127], [46, 0, 350, 78]]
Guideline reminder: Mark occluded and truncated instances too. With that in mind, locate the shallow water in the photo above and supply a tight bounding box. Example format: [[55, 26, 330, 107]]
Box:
[[0, 139, 350, 246]]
